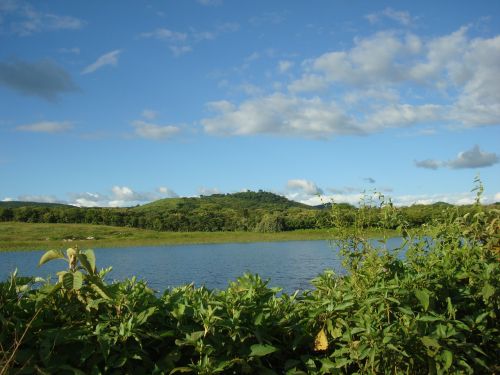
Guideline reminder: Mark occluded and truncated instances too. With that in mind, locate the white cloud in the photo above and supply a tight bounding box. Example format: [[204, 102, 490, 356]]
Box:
[[198, 187, 221, 196], [197, 0, 222, 6], [2, 197, 14, 202], [170, 45, 192, 57], [142, 109, 158, 120], [140, 23, 238, 57], [16, 121, 73, 133], [202, 94, 359, 138], [58, 47, 80, 55], [286, 179, 323, 195], [278, 60, 293, 73], [132, 120, 180, 140], [17, 194, 63, 204], [81, 50, 121, 75], [288, 74, 328, 93], [290, 191, 497, 207], [1, 2, 84, 36], [415, 145, 499, 170], [157, 187, 178, 198], [365, 8, 414, 26], [140, 28, 187, 42], [201, 27, 500, 139], [495, 192, 500, 202]]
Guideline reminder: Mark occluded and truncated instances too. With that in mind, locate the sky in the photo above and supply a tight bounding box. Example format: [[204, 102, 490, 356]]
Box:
[[0, 0, 499, 207]]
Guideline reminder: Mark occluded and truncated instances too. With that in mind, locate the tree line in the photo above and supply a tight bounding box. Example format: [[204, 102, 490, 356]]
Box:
[[0, 197, 491, 232]]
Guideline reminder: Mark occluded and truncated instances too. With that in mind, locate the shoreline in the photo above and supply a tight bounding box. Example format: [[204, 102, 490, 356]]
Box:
[[0, 222, 397, 252]]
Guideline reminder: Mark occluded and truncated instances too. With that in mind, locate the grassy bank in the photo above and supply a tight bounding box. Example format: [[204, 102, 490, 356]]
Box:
[[0, 222, 396, 251]]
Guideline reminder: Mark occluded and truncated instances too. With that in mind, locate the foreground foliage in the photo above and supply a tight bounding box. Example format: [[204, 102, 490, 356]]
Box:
[[1, 184, 499, 374]]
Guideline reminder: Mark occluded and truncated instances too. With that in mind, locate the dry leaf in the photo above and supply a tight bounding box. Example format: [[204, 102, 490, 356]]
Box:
[[314, 328, 328, 351]]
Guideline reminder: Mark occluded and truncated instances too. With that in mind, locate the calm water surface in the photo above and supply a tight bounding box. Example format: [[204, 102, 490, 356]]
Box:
[[0, 238, 404, 293]]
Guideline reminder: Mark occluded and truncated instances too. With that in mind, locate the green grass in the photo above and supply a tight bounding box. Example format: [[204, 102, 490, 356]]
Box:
[[0, 222, 396, 251]]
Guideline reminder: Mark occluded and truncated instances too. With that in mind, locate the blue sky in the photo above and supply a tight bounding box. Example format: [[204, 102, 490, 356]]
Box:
[[0, 0, 499, 207]]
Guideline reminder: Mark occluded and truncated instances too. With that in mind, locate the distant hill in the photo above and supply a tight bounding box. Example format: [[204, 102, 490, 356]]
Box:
[[133, 191, 313, 212], [0, 201, 73, 209]]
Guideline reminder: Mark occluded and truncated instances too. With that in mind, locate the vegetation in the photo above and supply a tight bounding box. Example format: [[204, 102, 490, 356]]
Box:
[[0, 222, 353, 251], [1, 181, 498, 373], [0, 190, 497, 234]]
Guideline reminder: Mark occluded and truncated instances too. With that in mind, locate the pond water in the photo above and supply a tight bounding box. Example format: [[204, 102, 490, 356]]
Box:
[[0, 238, 404, 294]]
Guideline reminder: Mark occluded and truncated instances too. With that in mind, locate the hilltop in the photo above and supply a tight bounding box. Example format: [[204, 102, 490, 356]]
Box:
[[133, 190, 312, 212]]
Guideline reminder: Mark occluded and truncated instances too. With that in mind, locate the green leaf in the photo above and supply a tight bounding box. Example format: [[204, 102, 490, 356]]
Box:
[[62, 271, 83, 290], [442, 350, 453, 370], [136, 307, 157, 326], [421, 336, 440, 348], [62, 272, 74, 290], [415, 289, 430, 311], [78, 251, 95, 275], [72, 271, 83, 290], [334, 301, 355, 311], [81, 249, 96, 272], [169, 367, 193, 374], [481, 283, 495, 300], [250, 344, 278, 357], [38, 249, 65, 267]]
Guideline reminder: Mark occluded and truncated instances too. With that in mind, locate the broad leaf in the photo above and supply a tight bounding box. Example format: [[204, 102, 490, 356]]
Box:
[[415, 289, 430, 311], [78, 250, 96, 275], [62, 272, 74, 290], [481, 283, 494, 300], [250, 344, 278, 357], [72, 271, 83, 290], [62, 271, 83, 290], [38, 249, 65, 267], [421, 336, 440, 348]]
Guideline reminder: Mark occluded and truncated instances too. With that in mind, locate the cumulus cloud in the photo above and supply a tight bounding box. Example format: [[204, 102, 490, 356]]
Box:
[[288, 74, 328, 93], [415, 145, 499, 170], [291, 190, 497, 207], [201, 27, 500, 138], [157, 187, 179, 198], [202, 94, 359, 138], [286, 179, 323, 195], [82, 50, 121, 74], [132, 120, 180, 140], [448, 145, 499, 169], [16, 121, 73, 133], [198, 187, 221, 196], [9, 186, 180, 208], [0, 58, 77, 100]]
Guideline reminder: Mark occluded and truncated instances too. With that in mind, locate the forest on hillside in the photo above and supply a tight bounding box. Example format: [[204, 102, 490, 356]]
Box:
[[0, 191, 497, 233]]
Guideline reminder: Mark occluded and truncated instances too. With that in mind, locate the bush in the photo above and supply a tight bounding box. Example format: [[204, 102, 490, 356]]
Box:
[[1, 181, 498, 374]]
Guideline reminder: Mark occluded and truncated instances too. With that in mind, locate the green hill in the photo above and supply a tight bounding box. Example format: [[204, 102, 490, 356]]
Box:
[[134, 191, 312, 212]]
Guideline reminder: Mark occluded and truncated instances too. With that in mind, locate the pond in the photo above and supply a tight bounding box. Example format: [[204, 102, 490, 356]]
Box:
[[0, 238, 404, 294]]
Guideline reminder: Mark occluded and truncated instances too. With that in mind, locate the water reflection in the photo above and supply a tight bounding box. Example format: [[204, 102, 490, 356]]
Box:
[[0, 238, 404, 294]]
